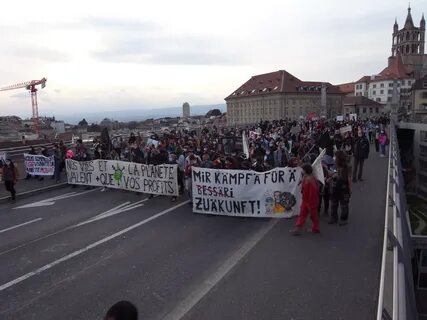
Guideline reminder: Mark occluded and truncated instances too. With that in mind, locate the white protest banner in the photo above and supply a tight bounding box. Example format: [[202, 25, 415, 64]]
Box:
[[349, 113, 357, 121], [192, 167, 302, 218], [336, 115, 344, 122], [312, 149, 326, 185], [0, 151, 7, 163], [24, 153, 55, 176], [146, 138, 160, 147], [66, 159, 178, 196], [340, 125, 352, 135]]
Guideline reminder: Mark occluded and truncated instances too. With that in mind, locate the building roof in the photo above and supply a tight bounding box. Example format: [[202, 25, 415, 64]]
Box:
[[337, 82, 355, 94], [377, 53, 412, 80], [355, 53, 412, 84], [225, 70, 343, 100], [343, 96, 383, 107], [356, 76, 371, 84], [412, 74, 427, 90], [404, 7, 415, 29]]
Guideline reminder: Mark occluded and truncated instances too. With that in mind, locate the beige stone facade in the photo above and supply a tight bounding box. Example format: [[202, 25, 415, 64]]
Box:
[[411, 75, 427, 121], [227, 93, 344, 124], [225, 70, 344, 124]]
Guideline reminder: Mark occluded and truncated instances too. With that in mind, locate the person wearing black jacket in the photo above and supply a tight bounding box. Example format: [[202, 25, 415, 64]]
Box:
[[166, 153, 178, 202], [25, 146, 37, 180], [352, 128, 370, 182]]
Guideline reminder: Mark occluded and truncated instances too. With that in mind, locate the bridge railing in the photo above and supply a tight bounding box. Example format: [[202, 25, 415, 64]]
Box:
[[376, 119, 418, 320]]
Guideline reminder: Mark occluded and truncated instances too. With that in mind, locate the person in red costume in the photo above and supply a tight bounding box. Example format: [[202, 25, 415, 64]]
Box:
[[290, 163, 320, 235]]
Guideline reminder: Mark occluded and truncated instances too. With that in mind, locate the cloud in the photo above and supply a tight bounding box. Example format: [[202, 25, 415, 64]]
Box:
[[90, 18, 245, 66], [2, 45, 69, 62], [9, 92, 29, 99], [86, 17, 157, 32]]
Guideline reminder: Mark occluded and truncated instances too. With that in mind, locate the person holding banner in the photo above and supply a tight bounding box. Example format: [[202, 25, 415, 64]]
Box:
[[290, 163, 320, 235], [166, 153, 179, 202], [184, 153, 201, 204], [24, 146, 37, 180], [1, 159, 19, 201]]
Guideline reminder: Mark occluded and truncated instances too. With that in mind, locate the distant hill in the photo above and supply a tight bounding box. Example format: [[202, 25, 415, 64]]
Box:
[[59, 104, 226, 124]]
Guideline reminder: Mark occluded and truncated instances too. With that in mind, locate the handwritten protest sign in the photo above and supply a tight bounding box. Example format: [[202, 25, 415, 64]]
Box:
[[146, 138, 160, 148], [24, 154, 55, 176], [192, 167, 302, 218], [340, 125, 352, 135], [66, 159, 178, 196]]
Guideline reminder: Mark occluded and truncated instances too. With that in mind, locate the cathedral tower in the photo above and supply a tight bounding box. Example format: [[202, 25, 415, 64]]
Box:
[[389, 6, 427, 78]]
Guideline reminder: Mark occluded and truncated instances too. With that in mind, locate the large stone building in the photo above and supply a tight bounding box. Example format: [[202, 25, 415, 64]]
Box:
[[343, 96, 384, 120], [225, 70, 344, 124], [410, 74, 427, 122], [354, 54, 415, 108], [389, 6, 426, 79], [346, 6, 426, 112]]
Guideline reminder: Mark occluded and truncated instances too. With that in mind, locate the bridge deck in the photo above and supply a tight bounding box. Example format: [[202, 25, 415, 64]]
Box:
[[183, 150, 388, 320], [0, 147, 387, 320]]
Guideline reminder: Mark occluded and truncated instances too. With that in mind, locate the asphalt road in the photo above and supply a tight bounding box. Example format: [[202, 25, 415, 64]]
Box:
[[0, 150, 387, 320]]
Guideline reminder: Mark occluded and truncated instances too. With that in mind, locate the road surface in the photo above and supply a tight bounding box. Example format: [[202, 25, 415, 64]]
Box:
[[0, 152, 387, 320]]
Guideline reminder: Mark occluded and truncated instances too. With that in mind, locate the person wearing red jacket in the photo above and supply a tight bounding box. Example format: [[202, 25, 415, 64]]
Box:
[[290, 163, 320, 235]]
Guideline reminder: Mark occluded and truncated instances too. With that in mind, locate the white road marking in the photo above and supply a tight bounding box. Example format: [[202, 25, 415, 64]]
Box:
[[162, 219, 279, 320], [0, 200, 189, 292], [76, 199, 149, 227], [13, 188, 100, 209], [0, 198, 150, 257], [0, 218, 42, 234]]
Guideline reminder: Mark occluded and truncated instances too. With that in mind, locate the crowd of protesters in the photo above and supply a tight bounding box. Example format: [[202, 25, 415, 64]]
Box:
[[1, 115, 389, 228]]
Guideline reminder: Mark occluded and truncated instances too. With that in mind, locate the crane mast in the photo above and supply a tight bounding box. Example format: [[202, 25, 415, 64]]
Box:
[[0, 77, 47, 135]]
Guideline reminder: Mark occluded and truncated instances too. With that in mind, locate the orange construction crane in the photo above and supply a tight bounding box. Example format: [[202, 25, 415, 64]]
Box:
[[0, 78, 47, 135]]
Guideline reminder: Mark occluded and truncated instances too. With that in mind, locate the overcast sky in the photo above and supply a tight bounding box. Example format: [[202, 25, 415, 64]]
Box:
[[0, 0, 425, 118]]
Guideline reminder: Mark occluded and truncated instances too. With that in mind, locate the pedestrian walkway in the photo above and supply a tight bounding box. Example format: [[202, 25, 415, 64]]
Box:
[[0, 176, 67, 200]]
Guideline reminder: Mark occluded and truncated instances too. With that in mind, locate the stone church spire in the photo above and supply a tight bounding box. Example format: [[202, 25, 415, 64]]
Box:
[[404, 5, 415, 29]]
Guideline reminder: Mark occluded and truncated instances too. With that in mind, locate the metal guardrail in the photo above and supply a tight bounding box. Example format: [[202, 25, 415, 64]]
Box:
[[376, 119, 418, 320]]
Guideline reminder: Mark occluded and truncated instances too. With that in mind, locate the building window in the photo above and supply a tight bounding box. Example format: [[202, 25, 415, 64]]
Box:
[[423, 81, 427, 88], [376, 107, 379, 113], [389, 83, 393, 87], [376, 98, 381, 102], [380, 83, 384, 88], [408, 80, 412, 86], [380, 90, 384, 94], [402, 80, 405, 86], [388, 89, 393, 94], [422, 92, 427, 99], [369, 107, 373, 113], [362, 108, 366, 113], [388, 97, 392, 102], [373, 84, 377, 88], [373, 90, 376, 95]]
